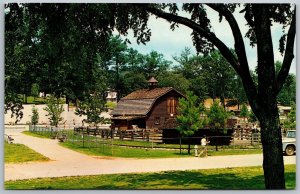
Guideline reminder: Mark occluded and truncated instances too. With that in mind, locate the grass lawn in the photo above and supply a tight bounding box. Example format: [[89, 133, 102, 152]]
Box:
[[5, 164, 296, 190], [60, 141, 262, 158], [22, 131, 55, 139], [24, 131, 262, 158], [61, 141, 191, 158], [4, 142, 50, 163]]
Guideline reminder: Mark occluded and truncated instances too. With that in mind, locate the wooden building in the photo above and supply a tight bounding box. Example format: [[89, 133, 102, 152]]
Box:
[[110, 77, 185, 131]]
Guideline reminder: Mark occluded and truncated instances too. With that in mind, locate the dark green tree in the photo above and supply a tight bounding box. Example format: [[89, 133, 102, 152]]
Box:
[[142, 51, 172, 78], [174, 49, 237, 104], [283, 102, 296, 130], [200, 51, 237, 107], [248, 110, 258, 123], [239, 104, 249, 126], [31, 83, 40, 102], [103, 35, 128, 101], [75, 92, 110, 126], [206, 100, 229, 132], [157, 72, 190, 94], [75, 66, 111, 126], [31, 106, 39, 126], [275, 61, 295, 106], [121, 72, 148, 96], [176, 91, 206, 154], [206, 100, 230, 151], [5, 3, 116, 110]]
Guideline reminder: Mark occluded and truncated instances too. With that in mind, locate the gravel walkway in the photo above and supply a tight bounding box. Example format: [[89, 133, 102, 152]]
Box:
[[4, 129, 296, 181]]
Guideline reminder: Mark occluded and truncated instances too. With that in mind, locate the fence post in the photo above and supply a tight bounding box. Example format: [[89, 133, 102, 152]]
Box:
[[215, 136, 219, 151], [82, 133, 85, 148], [111, 128, 114, 139], [180, 137, 182, 154], [147, 132, 150, 142], [111, 135, 114, 156]]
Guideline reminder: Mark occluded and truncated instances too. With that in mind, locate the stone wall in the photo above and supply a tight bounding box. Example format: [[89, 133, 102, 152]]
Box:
[[4, 104, 111, 127]]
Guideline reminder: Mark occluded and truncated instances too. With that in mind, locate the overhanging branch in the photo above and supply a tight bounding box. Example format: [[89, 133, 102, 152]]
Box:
[[276, 8, 296, 94], [140, 4, 259, 109], [207, 4, 258, 102], [140, 4, 241, 74], [206, 4, 250, 74]]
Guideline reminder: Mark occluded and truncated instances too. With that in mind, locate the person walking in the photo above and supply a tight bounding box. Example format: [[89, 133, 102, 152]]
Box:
[[199, 135, 209, 157]]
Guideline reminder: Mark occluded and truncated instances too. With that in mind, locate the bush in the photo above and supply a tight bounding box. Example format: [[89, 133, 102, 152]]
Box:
[[31, 106, 39, 125]]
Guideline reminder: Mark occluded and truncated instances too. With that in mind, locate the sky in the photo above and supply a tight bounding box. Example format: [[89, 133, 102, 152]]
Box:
[[119, 4, 296, 74]]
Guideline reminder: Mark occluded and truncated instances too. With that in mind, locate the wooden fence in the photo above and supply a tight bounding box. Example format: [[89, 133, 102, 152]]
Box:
[[73, 127, 163, 142]]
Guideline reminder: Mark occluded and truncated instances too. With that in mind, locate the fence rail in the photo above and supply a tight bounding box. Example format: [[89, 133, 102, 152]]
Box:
[[29, 125, 262, 150]]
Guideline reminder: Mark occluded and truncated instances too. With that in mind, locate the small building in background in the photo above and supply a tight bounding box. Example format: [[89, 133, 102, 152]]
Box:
[[105, 90, 117, 102], [278, 105, 292, 121]]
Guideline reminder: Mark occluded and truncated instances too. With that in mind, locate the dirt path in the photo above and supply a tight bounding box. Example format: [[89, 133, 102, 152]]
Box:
[[4, 129, 296, 181]]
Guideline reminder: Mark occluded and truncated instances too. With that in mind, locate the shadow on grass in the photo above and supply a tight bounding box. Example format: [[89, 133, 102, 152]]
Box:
[[5, 167, 296, 190], [95, 170, 295, 190]]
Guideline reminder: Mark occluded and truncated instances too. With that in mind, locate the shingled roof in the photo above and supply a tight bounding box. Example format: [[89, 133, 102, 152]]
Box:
[[111, 87, 184, 116], [123, 87, 174, 100]]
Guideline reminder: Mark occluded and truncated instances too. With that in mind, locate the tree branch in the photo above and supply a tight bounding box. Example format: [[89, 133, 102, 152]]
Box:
[[242, 5, 254, 28], [140, 4, 241, 74], [276, 8, 296, 94], [207, 4, 249, 72], [206, 4, 257, 98], [141, 4, 260, 111]]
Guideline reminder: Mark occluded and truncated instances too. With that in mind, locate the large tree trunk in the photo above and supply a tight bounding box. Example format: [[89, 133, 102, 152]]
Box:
[[258, 102, 285, 189], [252, 5, 286, 189], [143, 4, 295, 189]]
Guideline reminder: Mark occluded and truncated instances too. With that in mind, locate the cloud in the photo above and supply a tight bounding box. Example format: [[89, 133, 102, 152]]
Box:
[[123, 15, 196, 65]]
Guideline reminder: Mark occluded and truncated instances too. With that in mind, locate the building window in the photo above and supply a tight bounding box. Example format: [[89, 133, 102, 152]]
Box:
[[155, 117, 160, 125], [167, 98, 176, 115]]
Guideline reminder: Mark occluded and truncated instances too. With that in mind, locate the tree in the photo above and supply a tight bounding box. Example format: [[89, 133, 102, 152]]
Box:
[[31, 106, 39, 126], [108, 3, 295, 188], [277, 74, 296, 106], [206, 100, 230, 151], [239, 104, 249, 127], [174, 49, 238, 104], [31, 83, 40, 102], [141, 51, 172, 79], [121, 72, 148, 96], [44, 95, 64, 127], [248, 110, 258, 123], [75, 65, 111, 126], [283, 102, 296, 130], [226, 74, 249, 110], [275, 61, 296, 106], [157, 72, 190, 94], [104, 35, 128, 101], [75, 92, 110, 126], [202, 51, 237, 107], [5, 3, 116, 113], [176, 91, 206, 154]]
